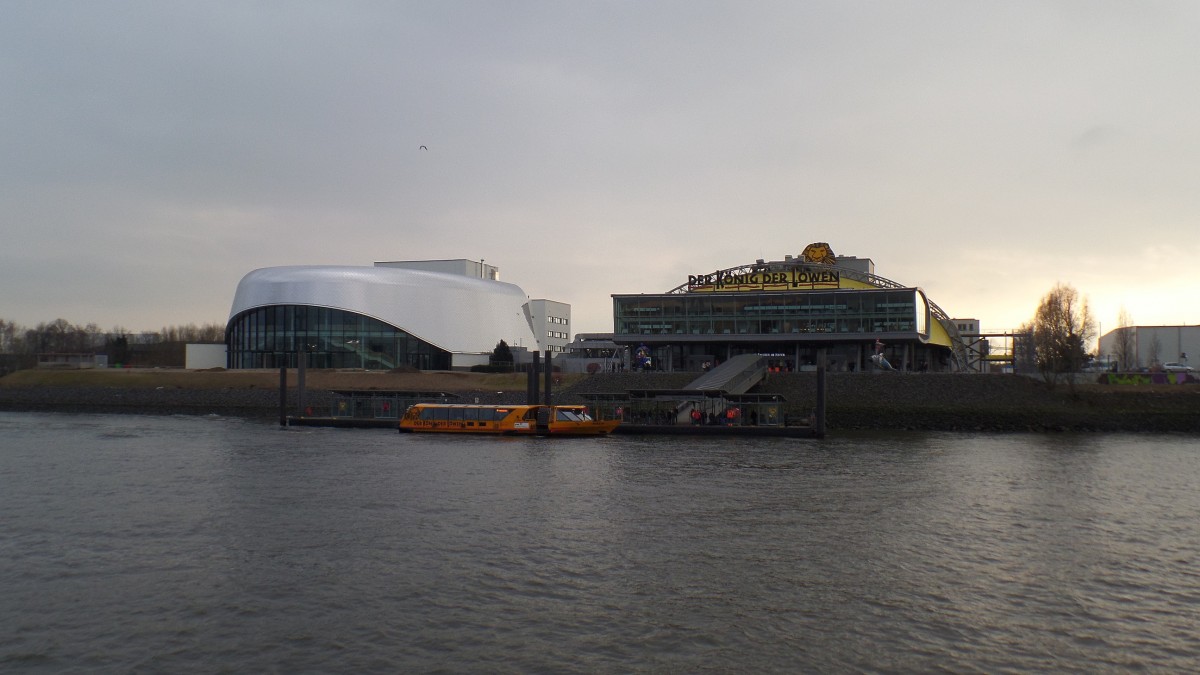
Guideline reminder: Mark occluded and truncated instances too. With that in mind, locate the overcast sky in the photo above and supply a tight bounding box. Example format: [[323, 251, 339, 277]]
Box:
[[3, 1, 1198, 340]]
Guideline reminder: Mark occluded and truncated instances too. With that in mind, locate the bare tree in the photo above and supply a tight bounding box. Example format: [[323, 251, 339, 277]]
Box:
[[26, 318, 73, 353], [196, 323, 225, 342], [1011, 325, 1038, 375], [0, 317, 225, 373], [1148, 334, 1162, 370], [155, 322, 226, 343], [1113, 307, 1136, 371], [80, 323, 104, 352], [0, 318, 15, 353], [1029, 283, 1097, 390]]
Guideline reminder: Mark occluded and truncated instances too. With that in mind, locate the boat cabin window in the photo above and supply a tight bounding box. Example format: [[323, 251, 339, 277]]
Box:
[[556, 409, 582, 422], [414, 405, 512, 422], [417, 406, 451, 421]]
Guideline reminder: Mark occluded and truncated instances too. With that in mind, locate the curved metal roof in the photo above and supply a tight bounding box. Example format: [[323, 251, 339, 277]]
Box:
[[229, 265, 538, 354]]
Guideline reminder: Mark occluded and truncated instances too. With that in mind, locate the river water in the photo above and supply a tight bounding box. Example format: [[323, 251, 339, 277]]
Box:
[[2, 412, 1198, 673]]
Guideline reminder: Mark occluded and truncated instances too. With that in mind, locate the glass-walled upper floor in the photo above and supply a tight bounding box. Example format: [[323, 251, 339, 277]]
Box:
[[613, 289, 929, 338], [226, 304, 451, 370]]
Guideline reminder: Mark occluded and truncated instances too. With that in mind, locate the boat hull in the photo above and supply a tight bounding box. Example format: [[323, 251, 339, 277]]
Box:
[[542, 420, 620, 436]]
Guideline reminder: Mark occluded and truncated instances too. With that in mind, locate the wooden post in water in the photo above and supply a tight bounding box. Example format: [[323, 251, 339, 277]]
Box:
[[543, 349, 553, 406], [525, 357, 533, 405], [279, 366, 288, 427], [297, 348, 306, 417], [529, 352, 540, 406], [815, 348, 827, 438]]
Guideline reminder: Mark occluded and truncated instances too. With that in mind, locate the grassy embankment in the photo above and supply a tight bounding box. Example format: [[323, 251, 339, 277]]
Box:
[[0, 368, 580, 419], [0, 368, 564, 392]]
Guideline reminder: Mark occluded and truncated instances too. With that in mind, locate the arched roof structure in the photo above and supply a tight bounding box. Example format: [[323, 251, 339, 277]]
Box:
[[228, 265, 537, 353]]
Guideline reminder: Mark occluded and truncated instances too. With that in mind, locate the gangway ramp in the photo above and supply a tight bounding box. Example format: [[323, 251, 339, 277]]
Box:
[[685, 353, 768, 395]]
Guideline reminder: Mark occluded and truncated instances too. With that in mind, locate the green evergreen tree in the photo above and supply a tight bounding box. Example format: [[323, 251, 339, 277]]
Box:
[[490, 340, 513, 367]]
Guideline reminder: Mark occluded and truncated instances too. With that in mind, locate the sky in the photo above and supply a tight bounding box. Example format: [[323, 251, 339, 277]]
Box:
[[3, 1, 1198, 340]]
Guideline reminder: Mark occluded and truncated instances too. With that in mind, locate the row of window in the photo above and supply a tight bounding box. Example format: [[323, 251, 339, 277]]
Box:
[[615, 290, 922, 316], [416, 406, 515, 422], [548, 331, 568, 340], [226, 305, 451, 370], [615, 317, 917, 336], [613, 290, 929, 337], [548, 316, 568, 325]]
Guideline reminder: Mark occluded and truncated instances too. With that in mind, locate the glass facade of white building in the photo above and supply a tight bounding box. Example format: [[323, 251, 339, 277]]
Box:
[[226, 305, 450, 370]]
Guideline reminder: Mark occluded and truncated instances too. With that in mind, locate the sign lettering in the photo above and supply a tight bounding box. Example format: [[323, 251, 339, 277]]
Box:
[[686, 267, 841, 293]]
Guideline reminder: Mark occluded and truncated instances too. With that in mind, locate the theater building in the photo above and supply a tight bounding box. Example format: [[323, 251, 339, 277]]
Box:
[[611, 243, 967, 373], [225, 260, 546, 371]]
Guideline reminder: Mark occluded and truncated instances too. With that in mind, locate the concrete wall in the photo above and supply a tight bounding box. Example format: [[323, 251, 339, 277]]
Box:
[[451, 352, 490, 371], [185, 344, 227, 369]]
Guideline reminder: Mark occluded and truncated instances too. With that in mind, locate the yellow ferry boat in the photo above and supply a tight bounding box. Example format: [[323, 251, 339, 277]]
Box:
[[398, 403, 620, 436]]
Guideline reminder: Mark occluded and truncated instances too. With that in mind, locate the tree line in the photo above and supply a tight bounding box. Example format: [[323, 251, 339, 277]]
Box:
[[0, 317, 225, 360]]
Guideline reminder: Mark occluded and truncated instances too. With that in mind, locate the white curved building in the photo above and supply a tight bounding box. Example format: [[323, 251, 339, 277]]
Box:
[[226, 264, 539, 370]]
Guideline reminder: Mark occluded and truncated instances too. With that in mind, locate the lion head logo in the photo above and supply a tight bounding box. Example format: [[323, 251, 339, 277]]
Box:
[[800, 242, 837, 265]]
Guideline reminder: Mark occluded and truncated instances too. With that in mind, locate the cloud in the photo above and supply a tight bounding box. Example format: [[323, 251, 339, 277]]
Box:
[[2, 1, 1198, 334]]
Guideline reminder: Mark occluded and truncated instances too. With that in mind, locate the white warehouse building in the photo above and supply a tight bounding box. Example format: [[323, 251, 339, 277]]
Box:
[[226, 260, 565, 371], [1097, 324, 1199, 371]]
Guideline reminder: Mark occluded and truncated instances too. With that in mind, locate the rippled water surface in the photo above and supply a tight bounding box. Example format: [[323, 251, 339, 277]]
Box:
[[2, 412, 1199, 672]]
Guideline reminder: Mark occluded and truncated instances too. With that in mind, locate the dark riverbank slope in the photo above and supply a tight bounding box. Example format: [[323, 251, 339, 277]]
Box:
[[560, 372, 1200, 432], [3, 369, 1198, 432]]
